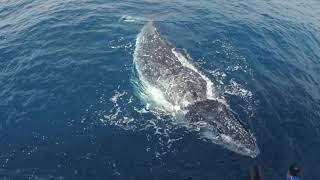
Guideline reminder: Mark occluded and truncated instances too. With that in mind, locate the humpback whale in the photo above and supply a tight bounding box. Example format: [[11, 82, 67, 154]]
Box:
[[133, 22, 259, 158]]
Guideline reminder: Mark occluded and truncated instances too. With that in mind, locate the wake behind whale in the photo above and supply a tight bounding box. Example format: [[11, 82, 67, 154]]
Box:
[[133, 22, 259, 158]]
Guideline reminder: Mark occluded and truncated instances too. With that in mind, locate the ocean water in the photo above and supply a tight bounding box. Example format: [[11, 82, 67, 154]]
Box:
[[1, 0, 320, 179]]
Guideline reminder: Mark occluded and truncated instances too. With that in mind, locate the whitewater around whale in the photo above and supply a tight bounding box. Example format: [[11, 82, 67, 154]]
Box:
[[133, 22, 259, 158]]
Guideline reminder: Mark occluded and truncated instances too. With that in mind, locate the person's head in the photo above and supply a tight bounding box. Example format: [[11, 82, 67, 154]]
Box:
[[289, 164, 300, 176]]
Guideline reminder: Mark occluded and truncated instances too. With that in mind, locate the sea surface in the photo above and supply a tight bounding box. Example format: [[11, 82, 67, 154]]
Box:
[[1, 0, 320, 179]]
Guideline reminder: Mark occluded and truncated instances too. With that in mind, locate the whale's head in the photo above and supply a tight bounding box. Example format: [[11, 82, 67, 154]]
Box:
[[186, 100, 259, 158]]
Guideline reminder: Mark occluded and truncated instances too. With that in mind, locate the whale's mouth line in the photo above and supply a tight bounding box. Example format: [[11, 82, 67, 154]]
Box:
[[133, 22, 259, 158]]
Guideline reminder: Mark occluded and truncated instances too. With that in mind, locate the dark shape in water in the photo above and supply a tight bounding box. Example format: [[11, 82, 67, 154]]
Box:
[[133, 22, 259, 158]]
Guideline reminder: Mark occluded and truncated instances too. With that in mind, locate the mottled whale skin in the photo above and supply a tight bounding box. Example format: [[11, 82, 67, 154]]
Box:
[[134, 22, 207, 107], [134, 22, 259, 158]]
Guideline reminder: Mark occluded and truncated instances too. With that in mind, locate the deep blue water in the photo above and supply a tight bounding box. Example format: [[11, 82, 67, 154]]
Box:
[[1, 0, 320, 179]]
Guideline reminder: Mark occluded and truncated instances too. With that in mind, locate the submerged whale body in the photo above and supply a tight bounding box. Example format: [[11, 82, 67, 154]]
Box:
[[133, 22, 259, 158]]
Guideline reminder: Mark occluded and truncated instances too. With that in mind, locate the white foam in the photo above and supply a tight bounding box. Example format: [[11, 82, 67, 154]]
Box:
[[110, 91, 126, 104], [140, 78, 181, 112], [225, 79, 253, 98]]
